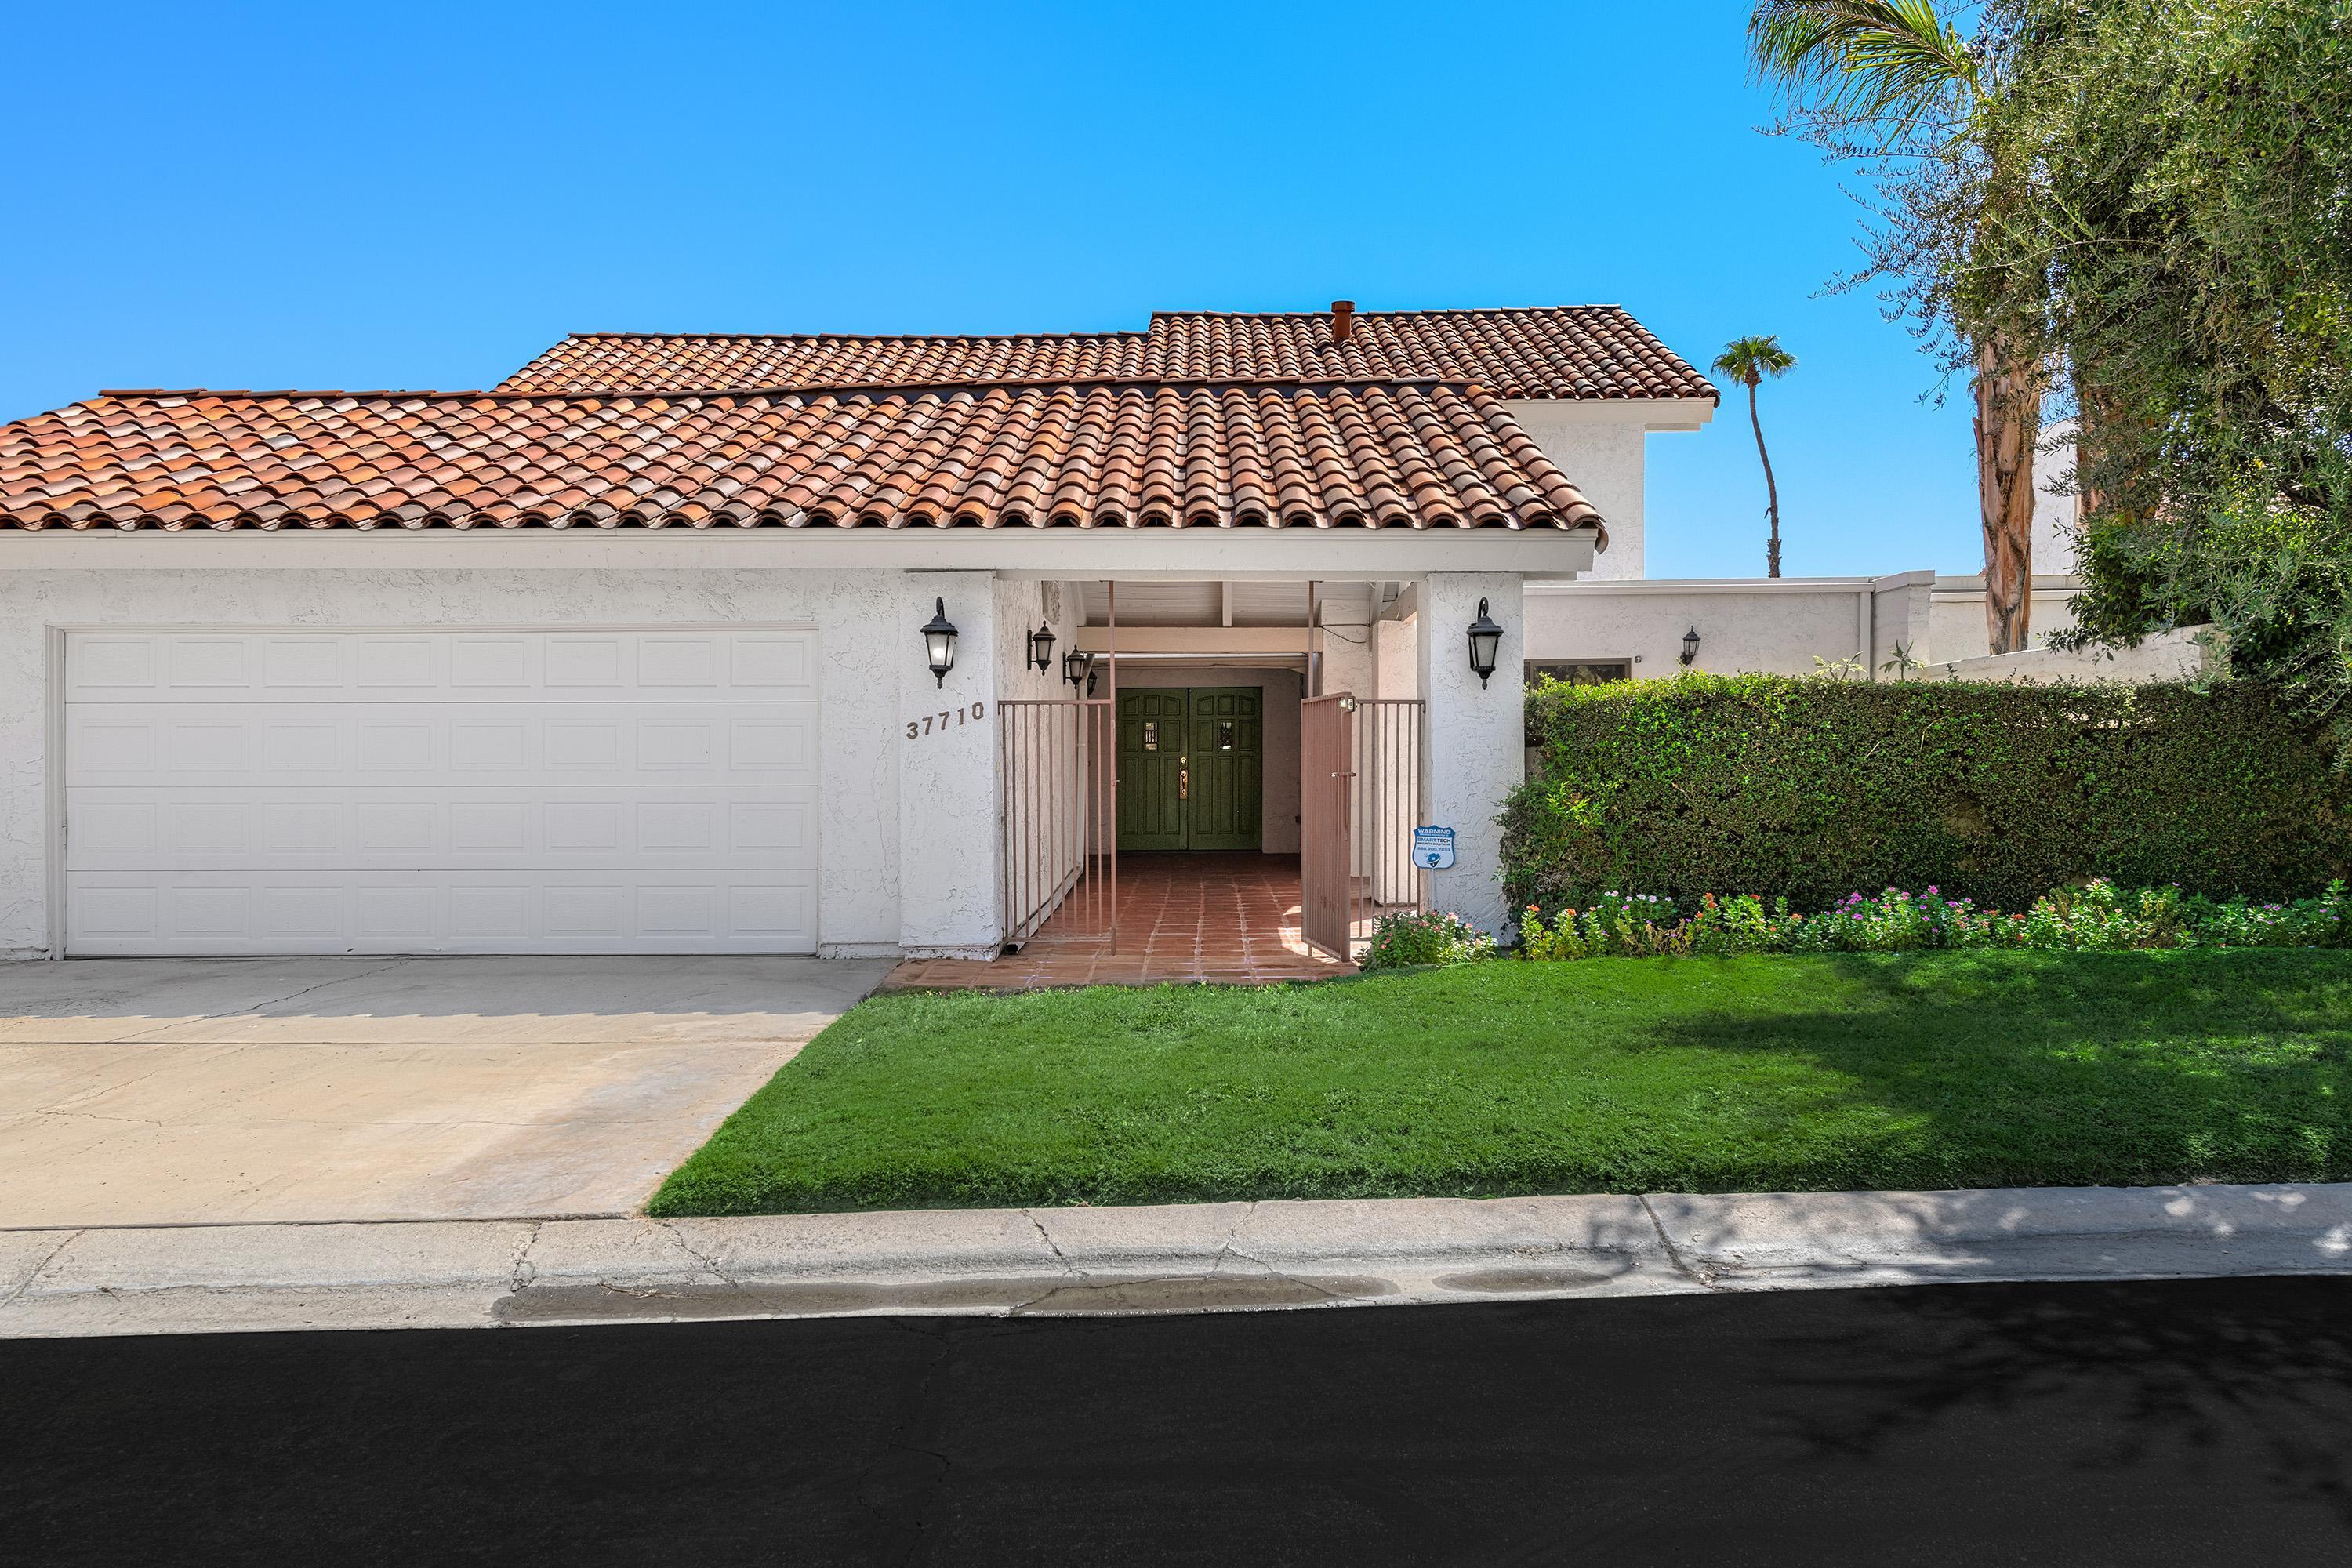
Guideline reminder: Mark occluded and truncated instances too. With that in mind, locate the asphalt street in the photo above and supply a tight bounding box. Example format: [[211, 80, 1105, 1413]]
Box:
[[5, 1276, 2350, 1565]]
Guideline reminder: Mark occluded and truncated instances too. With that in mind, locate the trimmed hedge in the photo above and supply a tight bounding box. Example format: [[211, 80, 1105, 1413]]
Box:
[[1502, 674, 2352, 914]]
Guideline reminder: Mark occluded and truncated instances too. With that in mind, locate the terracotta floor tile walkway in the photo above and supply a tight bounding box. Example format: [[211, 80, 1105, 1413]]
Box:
[[883, 852, 1356, 992]]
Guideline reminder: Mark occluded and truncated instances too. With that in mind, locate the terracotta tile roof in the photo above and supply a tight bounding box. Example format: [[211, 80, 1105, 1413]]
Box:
[[0, 382, 1605, 535], [499, 332, 1150, 397], [499, 307, 1715, 402]]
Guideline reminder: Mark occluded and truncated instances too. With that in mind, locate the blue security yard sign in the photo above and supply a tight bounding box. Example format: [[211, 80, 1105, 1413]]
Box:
[[1412, 826, 1457, 870]]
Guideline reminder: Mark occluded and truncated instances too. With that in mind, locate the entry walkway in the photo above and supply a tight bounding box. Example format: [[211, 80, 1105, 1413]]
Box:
[[884, 851, 1355, 991]]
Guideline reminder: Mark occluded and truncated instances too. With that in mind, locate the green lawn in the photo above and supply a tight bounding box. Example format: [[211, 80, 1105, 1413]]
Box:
[[650, 950, 2352, 1216]]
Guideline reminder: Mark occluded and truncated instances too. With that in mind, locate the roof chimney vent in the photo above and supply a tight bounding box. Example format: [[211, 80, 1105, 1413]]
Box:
[[1330, 300, 1356, 345]]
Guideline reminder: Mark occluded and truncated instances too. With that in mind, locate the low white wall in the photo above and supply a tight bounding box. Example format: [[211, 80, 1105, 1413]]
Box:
[[1927, 624, 2216, 684], [1929, 576, 2082, 662], [1527, 573, 2089, 678]]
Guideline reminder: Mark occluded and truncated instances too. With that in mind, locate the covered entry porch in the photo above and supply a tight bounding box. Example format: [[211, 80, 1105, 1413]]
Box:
[[892, 572, 1528, 990]]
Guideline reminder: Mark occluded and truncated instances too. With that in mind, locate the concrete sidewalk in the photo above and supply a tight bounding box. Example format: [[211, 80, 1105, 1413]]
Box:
[[8, 1182, 2351, 1338]]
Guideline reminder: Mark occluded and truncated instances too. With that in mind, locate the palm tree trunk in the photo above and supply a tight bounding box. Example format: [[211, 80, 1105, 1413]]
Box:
[[1973, 337, 2039, 654], [1748, 379, 1783, 577]]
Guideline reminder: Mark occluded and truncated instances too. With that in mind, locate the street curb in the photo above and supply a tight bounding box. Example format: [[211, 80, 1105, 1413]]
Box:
[[5, 1184, 2350, 1338]]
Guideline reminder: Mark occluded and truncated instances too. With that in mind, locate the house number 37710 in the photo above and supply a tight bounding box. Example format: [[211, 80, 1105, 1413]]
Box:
[[907, 702, 986, 740]]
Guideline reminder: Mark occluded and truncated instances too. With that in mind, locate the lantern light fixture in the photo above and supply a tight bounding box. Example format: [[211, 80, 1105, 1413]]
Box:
[[1679, 626, 1701, 666], [1026, 621, 1057, 673], [1465, 597, 1504, 688], [1061, 645, 1094, 691], [920, 598, 959, 688]]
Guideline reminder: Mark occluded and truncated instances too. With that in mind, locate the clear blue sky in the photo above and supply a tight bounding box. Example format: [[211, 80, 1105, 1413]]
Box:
[[2, 1, 1983, 578]]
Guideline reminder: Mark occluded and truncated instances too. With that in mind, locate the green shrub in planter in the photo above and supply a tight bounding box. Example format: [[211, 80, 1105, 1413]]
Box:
[[1506, 673, 2352, 913]]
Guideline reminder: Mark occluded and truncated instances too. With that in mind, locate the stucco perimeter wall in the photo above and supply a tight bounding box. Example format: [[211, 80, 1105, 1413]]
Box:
[[1527, 573, 2089, 678], [1929, 576, 2083, 662], [1526, 575, 1929, 677], [0, 566, 919, 961], [1929, 622, 2216, 685], [1418, 572, 1524, 937]]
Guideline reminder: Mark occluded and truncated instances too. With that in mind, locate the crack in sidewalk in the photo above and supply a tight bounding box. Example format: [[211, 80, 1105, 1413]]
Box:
[[112, 957, 415, 1044], [1639, 1194, 1724, 1291], [0, 1230, 82, 1310]]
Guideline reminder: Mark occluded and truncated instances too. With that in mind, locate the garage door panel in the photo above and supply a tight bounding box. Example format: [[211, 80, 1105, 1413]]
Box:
[[64, 870, 819, 956], [67, 704, 816, 787], [66, 787, 818, 873], [63, 629, 823, 956], [66, 630, 818, 702]]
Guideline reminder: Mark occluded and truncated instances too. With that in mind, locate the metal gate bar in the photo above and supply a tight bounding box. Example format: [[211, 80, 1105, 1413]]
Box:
[[1300, 693, 1354, 959], [1352, 698, 1428, 949], [1000, 697, 1115, 948]]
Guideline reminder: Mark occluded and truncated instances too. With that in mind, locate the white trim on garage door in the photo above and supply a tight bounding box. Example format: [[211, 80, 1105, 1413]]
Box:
[[61, 628, 821, 956]]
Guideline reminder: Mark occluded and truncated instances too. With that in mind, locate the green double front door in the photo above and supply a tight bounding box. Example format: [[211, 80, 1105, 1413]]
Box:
[[1116, 688, 1263, 851]]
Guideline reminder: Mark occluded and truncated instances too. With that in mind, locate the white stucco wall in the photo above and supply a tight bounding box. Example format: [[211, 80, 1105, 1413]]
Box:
[[2034, 422, 2082, 576], [1502, 398, 1713, 584], [1418, 572, 1524, 937], [1314, 583, 1377, 701], [897, 570, 1004, 959], [0, 567, 906, 960], [1375, 617, 1417, 702], [1526, 573, 2086, 678], [1928, 623, 2216, 684], [1526, 578, 1900, 677], [1929, 577, 2082, 661], [1503, 403, 1649, 580]]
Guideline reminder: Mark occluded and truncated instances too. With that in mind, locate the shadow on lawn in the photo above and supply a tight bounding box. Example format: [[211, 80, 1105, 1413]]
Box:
[[1622, 949, 2352, 1187]]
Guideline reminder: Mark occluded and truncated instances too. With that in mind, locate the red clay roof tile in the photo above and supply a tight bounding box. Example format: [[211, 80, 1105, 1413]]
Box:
[[498, 306, 1715, 402], [1, 383, 1605, 537]]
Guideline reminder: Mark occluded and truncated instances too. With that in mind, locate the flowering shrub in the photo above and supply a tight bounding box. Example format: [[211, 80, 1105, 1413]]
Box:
[[1363, 909, 1497, 969], [1519, 892, 1690, 959], [1512, 880, 2352, 960]]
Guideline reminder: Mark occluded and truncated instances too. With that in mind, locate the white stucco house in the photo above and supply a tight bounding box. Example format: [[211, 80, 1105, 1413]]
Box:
[[1, 303, 1732, 962], [0, 299, 2129, 967]]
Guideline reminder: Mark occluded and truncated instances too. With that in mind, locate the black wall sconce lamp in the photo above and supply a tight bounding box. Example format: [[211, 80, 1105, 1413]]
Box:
[[1061, 645, 1094, 692], [1465, 598, 1504, 688], [920, 598, 959, 687], [1026, 621, 1057, 673], [1679, 626, 1701, 666]]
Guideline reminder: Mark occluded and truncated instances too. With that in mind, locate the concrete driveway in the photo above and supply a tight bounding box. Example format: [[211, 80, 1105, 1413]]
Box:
[[0, 956, 890, 1228]]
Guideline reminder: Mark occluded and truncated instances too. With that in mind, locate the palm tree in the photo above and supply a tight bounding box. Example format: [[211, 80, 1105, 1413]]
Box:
[[1714, 336, 1798, 576], [1748, 0, 2042, 653]]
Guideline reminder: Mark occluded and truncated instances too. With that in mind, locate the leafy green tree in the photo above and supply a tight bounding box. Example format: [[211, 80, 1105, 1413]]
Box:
[[1980, 0, 2352, 740], [1748, 1, 2047, 652], [1714, 336, 1799, 575]]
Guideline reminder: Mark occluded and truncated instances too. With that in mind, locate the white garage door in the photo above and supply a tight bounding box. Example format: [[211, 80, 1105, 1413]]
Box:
[[62, 630, 821, 956]]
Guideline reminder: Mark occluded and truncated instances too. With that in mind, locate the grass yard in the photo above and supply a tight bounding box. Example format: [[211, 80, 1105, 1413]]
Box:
[[650, 950, 2352, 1216]]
